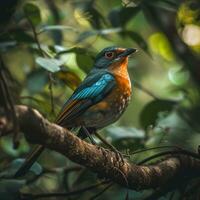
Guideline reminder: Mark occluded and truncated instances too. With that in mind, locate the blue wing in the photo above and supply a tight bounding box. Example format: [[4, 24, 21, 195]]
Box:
[[55, 72, 116, 126]]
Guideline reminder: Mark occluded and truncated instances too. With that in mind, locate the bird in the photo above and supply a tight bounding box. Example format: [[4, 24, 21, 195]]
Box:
[[15, 46, 137, 177]]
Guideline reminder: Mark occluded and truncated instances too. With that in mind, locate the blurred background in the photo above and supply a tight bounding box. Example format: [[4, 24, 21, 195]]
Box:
[[0, 0, 200, 199]]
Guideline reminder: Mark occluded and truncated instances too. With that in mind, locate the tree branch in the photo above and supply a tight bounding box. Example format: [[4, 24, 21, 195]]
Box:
[[1, 105, 200, 190]]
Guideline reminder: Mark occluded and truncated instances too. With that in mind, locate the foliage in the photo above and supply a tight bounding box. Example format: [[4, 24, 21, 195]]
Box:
[[0, 0, 200, 199]]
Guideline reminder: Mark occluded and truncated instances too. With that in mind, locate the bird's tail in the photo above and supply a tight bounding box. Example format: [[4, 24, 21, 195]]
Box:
[[14, 145, 45, 177], [77, 127, 88, 139], [14, 128, 94, 177], [14, 127, 73, 177]]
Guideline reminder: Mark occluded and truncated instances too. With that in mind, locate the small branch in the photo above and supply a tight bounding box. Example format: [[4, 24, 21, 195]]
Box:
[[48, 73, 55, 114], [1, 105, 200, 191], [130, 145, 181, 155], [89, 182, 113, 200], [138, 150, 200, 165], [133, 80, 159, 100], [26, 18, 55, 114], [26, 17, 44, 57], [0, 56, 19, 148], [44, 0, 63, 45]]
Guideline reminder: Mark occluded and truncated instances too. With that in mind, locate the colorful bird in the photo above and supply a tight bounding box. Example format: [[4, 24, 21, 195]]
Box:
[[15, 46, 137, 177]]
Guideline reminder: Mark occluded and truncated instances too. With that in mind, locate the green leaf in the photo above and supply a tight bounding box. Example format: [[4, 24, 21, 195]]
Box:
[[168, 66, 190, 86], [140, 99, 177, 129], [106, 126, 145, 150], [12, 158, 42, 176], [57, 46, 88, 55], [1, 138, 20, 157], [12, 29, 35, 43], [147, 0, 178, 11], [0, 41, 17, 52], [0, 158, 42, 178], [77, 31, 97, 43], [106, 126, 145, 140], [148, 32, 175, 61], [123, 31, 150, 54], [36, 57, 63, 73], [156, 111, 191, 131], [0, 1, 19, 26], [0, 137, 29, 159], [56, 47, 95, 73], [146, 110, 195, 147], [0, 29, 35, 44], [56, 68, 81, 90], [27, 68, 48, 93], [82, 1, 107, 29], [76, 54, 94, 73], [39, 25, 78, 34], [0, 179, 25, 195], [77, 28, 122, 43], [30, 161, 43, 175], [108, 7, 140, 27], [23, 3, 41, 26]]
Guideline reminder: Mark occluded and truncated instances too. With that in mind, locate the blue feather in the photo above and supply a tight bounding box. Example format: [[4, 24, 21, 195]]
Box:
[[72, 74, 114, 100], [56, 72, 116, 124]]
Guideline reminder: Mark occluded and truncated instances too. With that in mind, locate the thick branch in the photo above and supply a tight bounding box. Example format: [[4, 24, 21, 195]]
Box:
[[3, 105, 200, 190]]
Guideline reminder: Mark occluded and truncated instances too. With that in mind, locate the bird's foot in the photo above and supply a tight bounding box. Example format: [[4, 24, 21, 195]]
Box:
[[113, 149, 125, 167], [97, 145, 125, 167]]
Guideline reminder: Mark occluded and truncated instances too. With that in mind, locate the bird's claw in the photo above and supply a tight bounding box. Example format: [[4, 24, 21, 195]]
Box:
[[113, 150, 125, 167]]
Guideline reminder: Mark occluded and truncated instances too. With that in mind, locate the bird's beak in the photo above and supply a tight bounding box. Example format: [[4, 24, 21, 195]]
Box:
[[114, 48, 137, 62], [117, 48, 138, 60], [119, 48, 138, 57]]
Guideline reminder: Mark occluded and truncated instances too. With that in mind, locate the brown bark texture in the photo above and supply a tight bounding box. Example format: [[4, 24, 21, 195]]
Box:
[[1, 105, 200, 191]]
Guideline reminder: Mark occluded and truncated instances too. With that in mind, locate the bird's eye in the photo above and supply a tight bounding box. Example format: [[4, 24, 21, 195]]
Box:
[[105, 51, 115, 59]]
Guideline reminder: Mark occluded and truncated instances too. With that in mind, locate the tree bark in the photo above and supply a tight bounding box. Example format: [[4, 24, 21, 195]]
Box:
[[1, 105, 200, 190]]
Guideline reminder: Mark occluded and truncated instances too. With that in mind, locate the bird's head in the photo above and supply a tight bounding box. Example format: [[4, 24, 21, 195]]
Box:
[[94, 46, 137, 70]]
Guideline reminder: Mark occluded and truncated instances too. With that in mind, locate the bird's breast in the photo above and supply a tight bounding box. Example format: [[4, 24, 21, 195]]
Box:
[[83, 75, 132, 128], [108, 75, 131, 113]]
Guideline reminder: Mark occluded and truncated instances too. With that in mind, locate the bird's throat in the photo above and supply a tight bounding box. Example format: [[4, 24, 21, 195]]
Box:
[[108, 57, 129, 79]]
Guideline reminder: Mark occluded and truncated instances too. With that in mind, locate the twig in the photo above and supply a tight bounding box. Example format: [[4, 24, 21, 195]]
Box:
[[71, 168, 87, 188], [0, 56, 19, 148], [169, 191, 175, 200], [48, 73, 55, 114], [26, 17, 44, 56], [125, 191, 129, 200], [26, 17, 55, 114], [62, 165, 83, 190], [130, 145, 181, 155], [94, 131, 130, 158], [44, 0, 63, 44], [113, 166, 129, 188], [138, 149, 200, 165], [133, 80, 159, 99], [20, 96, 42, 103], [142, 176, 192, 200]]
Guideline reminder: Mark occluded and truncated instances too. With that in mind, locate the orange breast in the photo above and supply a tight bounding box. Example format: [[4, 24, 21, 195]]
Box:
[[106, 74, 131, 111], [90, 74, 131, 110], [81, 74, 131, 128]]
